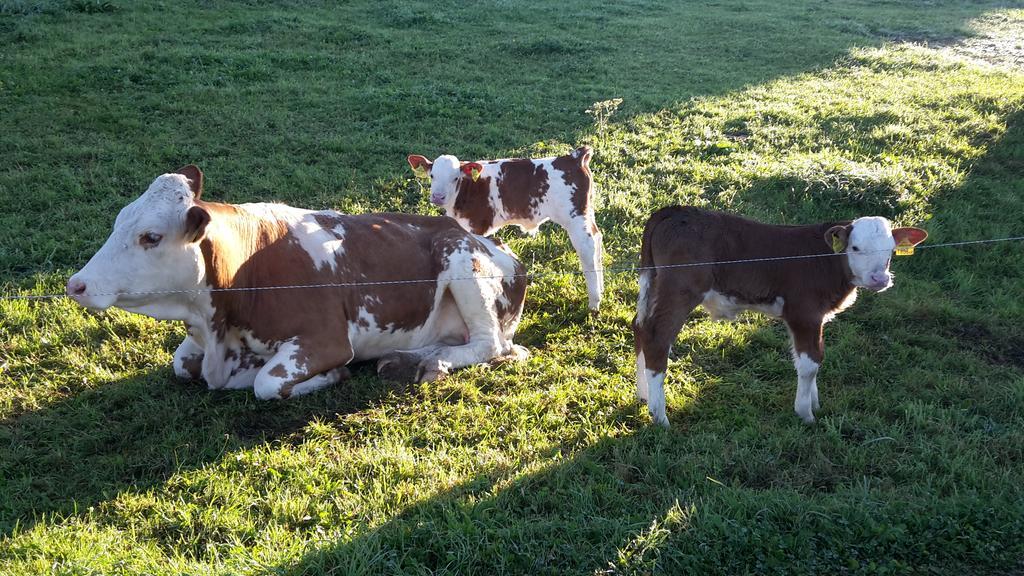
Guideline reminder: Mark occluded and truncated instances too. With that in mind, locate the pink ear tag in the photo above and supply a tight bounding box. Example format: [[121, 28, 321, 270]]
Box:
[[895, 240, 916, 256]]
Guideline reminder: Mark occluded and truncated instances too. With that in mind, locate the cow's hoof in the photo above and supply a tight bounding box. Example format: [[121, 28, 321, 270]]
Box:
[[415, 359, 451, 383], [376, 351, 422, 383], [492, 344, 530, 365]]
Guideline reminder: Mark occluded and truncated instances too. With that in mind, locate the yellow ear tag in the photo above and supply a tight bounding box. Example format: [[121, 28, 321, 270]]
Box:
[[469, 166, 481, 182], [895, 240, 915, 256], [831, 236, 844, 254], [412, 165, 429, 179]]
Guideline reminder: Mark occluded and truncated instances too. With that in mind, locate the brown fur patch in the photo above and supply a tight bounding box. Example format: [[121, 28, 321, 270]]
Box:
[[180, 354, 203, 380], [452, 176, 496, 234], [551, 146, 593, 218], [496, 160, 550, 219]]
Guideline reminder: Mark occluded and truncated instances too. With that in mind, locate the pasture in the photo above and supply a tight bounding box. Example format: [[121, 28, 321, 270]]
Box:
[[2, 0, 1024, 573]]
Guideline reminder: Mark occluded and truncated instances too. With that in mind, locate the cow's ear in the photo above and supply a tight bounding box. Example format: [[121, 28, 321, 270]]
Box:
[[460, 162, 483, 182], [407, 155, 432, 178], [825, 224, 851, 253], [184, 205, 210, 243], [175, 165, 204, 199], [892, 227, 928, 247]]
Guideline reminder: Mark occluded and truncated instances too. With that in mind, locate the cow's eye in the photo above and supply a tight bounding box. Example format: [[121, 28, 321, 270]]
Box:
[[851, 246, 860, 252], [139, 232, 163, 248]]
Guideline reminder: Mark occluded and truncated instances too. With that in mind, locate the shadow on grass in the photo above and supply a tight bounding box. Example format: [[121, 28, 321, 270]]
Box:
[[270, 413, 1023, 575], [0, 361, 404, 537]]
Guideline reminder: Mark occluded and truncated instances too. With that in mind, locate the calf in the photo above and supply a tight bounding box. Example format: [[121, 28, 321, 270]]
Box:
[[66, 166, 529, 399], [407, 147, 604, 310], [632, 206, 927, 426]]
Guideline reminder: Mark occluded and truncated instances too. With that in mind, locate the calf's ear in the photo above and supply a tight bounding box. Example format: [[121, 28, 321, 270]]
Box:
[[892, 227, 928, 247], [407, 155, 432, 178], [184, 206, 211, 243], [460, 162, 483, 182], [175, 165, 204, 199], [825, 225, 851, 253]]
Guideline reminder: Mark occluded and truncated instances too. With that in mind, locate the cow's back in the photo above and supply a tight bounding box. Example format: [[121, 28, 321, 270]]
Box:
[[643, 206, 851, 309]]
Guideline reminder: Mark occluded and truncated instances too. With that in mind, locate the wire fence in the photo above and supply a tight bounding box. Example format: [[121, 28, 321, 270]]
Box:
[[1, 236, 1022, 302]]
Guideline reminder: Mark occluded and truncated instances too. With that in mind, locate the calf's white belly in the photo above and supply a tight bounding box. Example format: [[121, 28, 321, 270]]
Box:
[[701, 290, 785, 320]]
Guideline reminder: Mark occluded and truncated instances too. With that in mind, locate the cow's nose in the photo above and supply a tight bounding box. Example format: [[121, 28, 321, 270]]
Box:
[[870, 273, 889, 284], [66, 277, 87, 297]]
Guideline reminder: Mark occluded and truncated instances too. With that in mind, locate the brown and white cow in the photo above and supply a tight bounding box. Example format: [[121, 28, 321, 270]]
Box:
[[632, 206, 927, 426], [407, 147, 604, 310], [66, 166, 529, 399]]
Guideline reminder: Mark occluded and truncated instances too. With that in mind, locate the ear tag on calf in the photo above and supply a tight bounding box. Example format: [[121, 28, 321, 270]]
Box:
[[412, 165, 429, 179], [831, 236, 845, 253], [895, 240, 916, 256], [469, 166, 481, 182]]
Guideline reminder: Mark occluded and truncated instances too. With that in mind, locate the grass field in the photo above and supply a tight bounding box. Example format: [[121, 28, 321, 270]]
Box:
[[2, 0, 1024, 574]]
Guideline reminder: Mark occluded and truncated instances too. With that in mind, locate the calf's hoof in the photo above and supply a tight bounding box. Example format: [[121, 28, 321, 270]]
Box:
[[376, 351, 422, 383], [648, 407, 670, 428]]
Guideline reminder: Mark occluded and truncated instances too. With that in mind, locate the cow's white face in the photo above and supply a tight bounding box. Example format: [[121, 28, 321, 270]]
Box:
[[844, 217, 896, 291], [828, 217, 927, 292], [425, 155, 462, 207], [408, 154, 484, 209], [67, 171, 208, 319]]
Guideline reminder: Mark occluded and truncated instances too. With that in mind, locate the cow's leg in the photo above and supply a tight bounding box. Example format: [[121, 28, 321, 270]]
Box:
[[412, 278, 508, 382], [253, 338, 352, 400], [172, 334, 204, 381], [632, 271, 702, 427], [565, 217, 604, 311], [784, 315, 825, 424]]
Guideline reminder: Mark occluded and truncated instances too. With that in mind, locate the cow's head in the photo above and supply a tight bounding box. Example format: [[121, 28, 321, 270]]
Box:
[[66, 166, 211, 319], [825, 217, 927, 292], [408, 154, 483, 208]]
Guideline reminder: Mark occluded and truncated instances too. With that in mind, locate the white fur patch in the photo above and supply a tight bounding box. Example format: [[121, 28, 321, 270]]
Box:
[[645, 369, 669, 427], [701, 290, 784, 321], [792, 352, 820, 423], [636, 271, 652, 322]]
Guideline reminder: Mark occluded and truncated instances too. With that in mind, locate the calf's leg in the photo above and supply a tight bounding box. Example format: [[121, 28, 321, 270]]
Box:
[[784, 315, 825, 424], [565, 218, 604, 311], [632, 270, 703, 427]]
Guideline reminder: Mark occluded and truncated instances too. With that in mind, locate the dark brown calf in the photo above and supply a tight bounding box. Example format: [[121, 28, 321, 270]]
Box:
[[632, 206, 926, 426]]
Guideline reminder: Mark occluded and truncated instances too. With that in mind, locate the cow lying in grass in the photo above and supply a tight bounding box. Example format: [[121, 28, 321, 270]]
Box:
[[632, 206, 927, 426], [66, 166, 529, 399], [407, 146, 604, 310]]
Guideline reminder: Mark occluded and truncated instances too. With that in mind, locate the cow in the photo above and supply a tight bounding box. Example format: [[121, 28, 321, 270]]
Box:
[[632, 206, 928, 426], [406, 146, 604, 310], [65, 166, 529, 399]]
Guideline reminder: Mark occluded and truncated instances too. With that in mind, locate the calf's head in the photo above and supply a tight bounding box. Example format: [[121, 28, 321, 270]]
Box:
[[66, 166, 211, 319], [826, 217, 927, 292], [408, 154, 483, 208]]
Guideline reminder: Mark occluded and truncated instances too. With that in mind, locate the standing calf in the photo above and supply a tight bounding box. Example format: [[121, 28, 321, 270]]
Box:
[[632, 206, 927, 426], [407, 147, 604, 310]]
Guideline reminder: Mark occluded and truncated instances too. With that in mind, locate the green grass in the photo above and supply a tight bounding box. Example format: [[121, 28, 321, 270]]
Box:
[[2, 1, 1024, 574]]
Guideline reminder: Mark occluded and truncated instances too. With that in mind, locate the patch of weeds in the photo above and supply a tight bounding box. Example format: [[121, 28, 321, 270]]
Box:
[[65, 0, 116, 13]]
